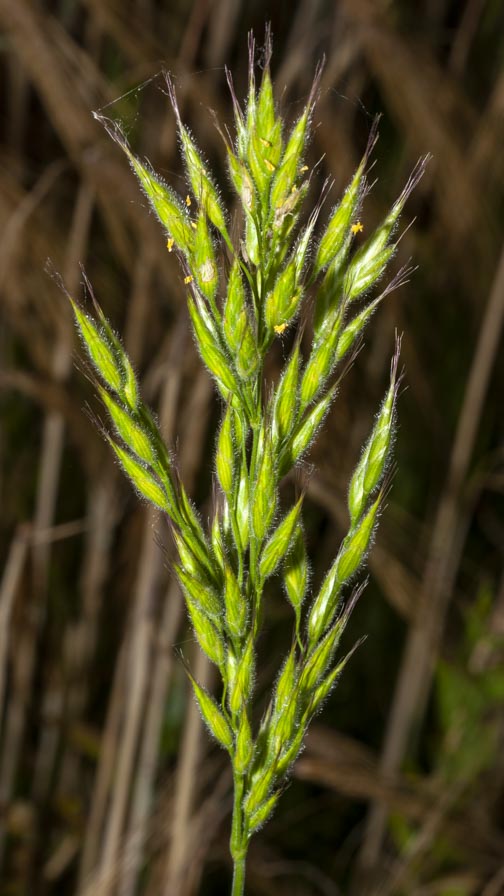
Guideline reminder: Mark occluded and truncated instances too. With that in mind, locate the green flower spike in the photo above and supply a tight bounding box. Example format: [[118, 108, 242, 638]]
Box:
[[65, 32, 428, 896]]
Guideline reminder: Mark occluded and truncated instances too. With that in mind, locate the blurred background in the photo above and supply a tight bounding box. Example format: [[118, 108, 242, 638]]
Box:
[[1, 1, 503, 894]]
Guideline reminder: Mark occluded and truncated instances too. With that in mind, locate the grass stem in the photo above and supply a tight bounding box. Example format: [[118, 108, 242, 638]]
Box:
[[230, 772, 247, 896]]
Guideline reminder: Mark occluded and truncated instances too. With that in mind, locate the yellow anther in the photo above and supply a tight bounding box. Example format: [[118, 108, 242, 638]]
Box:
[[260, 137, 272, 148], [351, 221, 364, 234], [166, 238, 175, 252], [184, 275, 193, 285], [191, 221, 197, 229], [185, 194, 191, 206], [264, 159, 276, 173], [274, 323, 287, 335], [299, 165, 309, 173]]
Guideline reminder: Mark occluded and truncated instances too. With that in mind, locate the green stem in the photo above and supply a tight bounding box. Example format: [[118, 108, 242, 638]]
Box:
[[230, 772, 248, 896], [231, 852, 246, 896]]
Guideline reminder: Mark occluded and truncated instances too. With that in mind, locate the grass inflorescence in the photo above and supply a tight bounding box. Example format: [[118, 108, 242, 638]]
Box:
[[67, 30, 426, 895]]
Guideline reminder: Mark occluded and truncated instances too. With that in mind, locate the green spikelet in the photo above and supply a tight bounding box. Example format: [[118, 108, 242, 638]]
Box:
[[348, 346, 400, 524], [314, 158, 367, 274], [344, 245, 395, 301], [229, 637, 255, 716], [300, 322, 343, 408], [186, 595, 226, 668], [123, 148, 193, 254], [188, 296, 238, 396], [251, 434, 277, 542], [308, 648, 358, 716], [210, 510, 226, 572], [244, 766, 276, 818], [256, 66, 276, 142], [173, 134, 229, 240], [235, 710, 254, 774], [300, 614, 350, 694], [335, 296, 382, 362], [172, 107, 228, 232], [109, 440, 169, 512], [248, 790, 280, 833], [222, 263, 259, 380], [223, 261, 246, 348], [281, 385, 337, 475], [175, 564, 221, 622], [189, 675, 234, 752], [274, 647, 297, 713], [192, 209, 219, 302], [270, 103, 310, 211], [224, 563, 248, 640], [264, 260, 301, 334], [274, 724, 306, 777], [227, 149, 256, 213], [259, 498, 303, 581], [216, 404, 235, 496], [235, 463, 250, 551], [99, 388, 156, 466], [70, 300, 124, 395], [272, 343, 300, 444], [283, 524, 308, 635], [307, 496, 381, 644]]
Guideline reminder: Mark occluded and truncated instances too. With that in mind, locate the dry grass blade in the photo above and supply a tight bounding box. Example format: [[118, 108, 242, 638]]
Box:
[[358, 241, 504, 873], [0, 532, 29, 730], [163, 647, 213, 896]]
